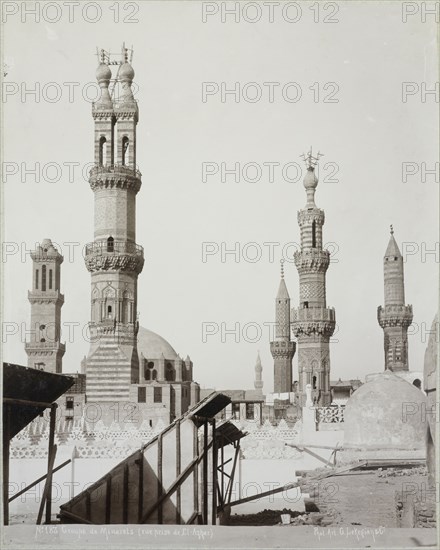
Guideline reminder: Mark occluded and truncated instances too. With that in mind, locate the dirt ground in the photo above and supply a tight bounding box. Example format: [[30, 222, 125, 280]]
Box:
[[229, 466, 432, 528]]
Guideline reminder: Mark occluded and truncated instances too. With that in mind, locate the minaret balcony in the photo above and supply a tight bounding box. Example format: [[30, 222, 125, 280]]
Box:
[[89, 163, 142, 193], [291, 306, 335, 323], [291, 306, 336, 337], [294, 249, 330, 272], [84, 240, 144, 274], [377, 304, 413, 328], [28, 290, 64, 305], [25, 341, 66, 354]]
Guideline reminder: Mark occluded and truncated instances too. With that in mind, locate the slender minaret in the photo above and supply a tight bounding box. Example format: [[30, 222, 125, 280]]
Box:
[[377, 226, 413, 371], [291, 149, 335, 406], [84, 46, 144, 402], [254, 351, 264, 393], [25, 239, 65, 373], [270, 260, 296, 393]]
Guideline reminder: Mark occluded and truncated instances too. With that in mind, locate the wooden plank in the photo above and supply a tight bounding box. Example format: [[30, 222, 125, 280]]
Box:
[[157, 433, 163, 524], [211, 419, 217, 525], [176, 420, 181, 524], [45, 403, 57, 523], [193, 425, 199, 520], [137, 455, 143, 523], [202, 420, 208, 524], [226, 443, 240, 505], [228, 481, 299, 508], [9, 459, 71, 503], [3, 397, 53, 409], [123, 463, 129, 524], [105, 476, 112, 523], [36, 444, 57, 525], [3, 404, 11, 526]]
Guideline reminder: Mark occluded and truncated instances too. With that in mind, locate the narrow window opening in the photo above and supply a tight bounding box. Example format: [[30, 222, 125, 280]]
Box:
[[312, 375, 317, 390], [312, 221, 316, 248], [49, 269, 53, 290], [35, 269, 39, 289], [122, 136, 129, 166], [41, 265, 46, 291], [99, 136, 107, 165], [107, 236, 114, 252]]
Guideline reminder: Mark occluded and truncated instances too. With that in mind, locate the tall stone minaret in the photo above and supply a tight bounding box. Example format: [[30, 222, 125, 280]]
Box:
[[25, 239, 65, 373], [84, 46, 144, 402], [254, 351, 264, 393], [291, 149, 335, 406], [377, 226, 413, 371], [270, 261, 296, 393]]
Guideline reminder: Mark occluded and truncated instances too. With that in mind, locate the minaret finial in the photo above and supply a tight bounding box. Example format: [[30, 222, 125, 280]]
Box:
[[300, 147, 324, 171], [390, 224, 394, 235], [280, 259, 285, 279]]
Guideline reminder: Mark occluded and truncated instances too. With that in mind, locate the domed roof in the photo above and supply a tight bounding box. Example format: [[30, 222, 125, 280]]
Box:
[[119, 62, 134, 81], [137, 326, 178, 360], [344, 370, 427, 450], [96, 62, 111, 82]]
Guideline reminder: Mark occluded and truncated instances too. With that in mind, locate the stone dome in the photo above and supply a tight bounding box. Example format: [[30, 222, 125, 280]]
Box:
[[137, 326, 178, 360], [119, 62, 134, 81], [344, 370, 427, 450], [96, 62, 111, 83]]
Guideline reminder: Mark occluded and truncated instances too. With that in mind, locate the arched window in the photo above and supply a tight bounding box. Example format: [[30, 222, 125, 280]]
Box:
[[35, 269, 39, 289], [312, 221, 316, 248], [41, 265, 46, 291], [144, 361, 154, 381], [49, 269, 53, 290], [99, 136, 107, 166], [122, 136, 129, 166], [152, 370, 157, 380], [107, 236, 114, 252], [107, 305, 112, 318], [312, 375, 317, 390]]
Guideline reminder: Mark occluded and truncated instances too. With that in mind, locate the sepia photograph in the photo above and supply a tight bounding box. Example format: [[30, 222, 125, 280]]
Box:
[[1, 1, 438, 548]]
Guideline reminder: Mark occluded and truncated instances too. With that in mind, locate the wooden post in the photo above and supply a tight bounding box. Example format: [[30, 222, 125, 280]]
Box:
[[45, 403, 57, 524], [176, 420, 181, 524], [221, 438, 225, 504], [193, 423, 199, 521], [123, 463, 129, 524], [3, 404, 10, 526], [211, 419, 217, 525], [202, 420, 208, 524], [157, 433, 163, 524], [137, 453, 143, 523]]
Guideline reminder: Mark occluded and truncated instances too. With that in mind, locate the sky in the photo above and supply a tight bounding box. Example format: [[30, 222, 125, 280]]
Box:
[[2, 1, 439, 392]]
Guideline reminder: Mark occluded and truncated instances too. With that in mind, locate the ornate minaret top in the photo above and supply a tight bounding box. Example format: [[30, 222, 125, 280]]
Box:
[[383, 225, 405, 306], [275, 260, 291, 339], [378, 226, 413, 371], [254, 351, 263, 391]]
